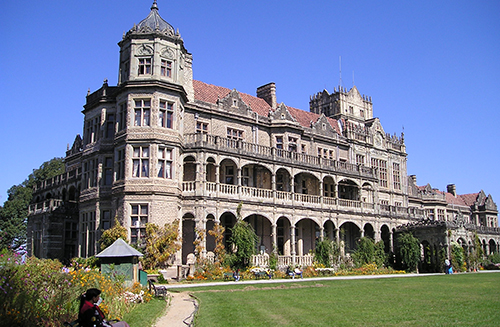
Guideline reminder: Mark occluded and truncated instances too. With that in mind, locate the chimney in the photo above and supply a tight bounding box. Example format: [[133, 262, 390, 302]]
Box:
[[257, 82, 276, 110], [447, 184, 456, 196]]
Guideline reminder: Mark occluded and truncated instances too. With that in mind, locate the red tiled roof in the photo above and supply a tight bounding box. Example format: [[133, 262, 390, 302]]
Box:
[[444, 192, 468, 206], [193, 80, 271, 117], [459, 193, 479, 207], [193, 80, 340, 133]]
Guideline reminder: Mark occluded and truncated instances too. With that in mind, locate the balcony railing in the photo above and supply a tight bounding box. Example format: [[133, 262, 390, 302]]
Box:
[[33, 170, 82, 192], [250, 253, 314, 269], [28, 199, 76, 214], [184, 133, 375, 179], [183, 181, 422, 218]]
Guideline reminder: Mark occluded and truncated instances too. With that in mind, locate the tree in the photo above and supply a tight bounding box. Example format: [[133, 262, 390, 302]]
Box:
[[450, 241, 465, 272], [142, 220, 181, 270], [351, 237, 387, 268], [314, 239, 339, 267], [208, 222, 226, 264], [0, 185, 32, 250], [99, 218, 128, 251], [467, 233, 483, 271], [0, 158, 64, 251], [397, 233, 421, 272], [227, 203, 258, 269]]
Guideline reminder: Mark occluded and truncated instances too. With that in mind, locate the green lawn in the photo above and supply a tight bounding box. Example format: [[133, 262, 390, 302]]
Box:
[[184, 273, 500, 326], [122, 297, 168, 327]]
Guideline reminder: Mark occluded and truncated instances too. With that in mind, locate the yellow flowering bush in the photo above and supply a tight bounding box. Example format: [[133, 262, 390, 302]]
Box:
[[0, 250, 150, 326]]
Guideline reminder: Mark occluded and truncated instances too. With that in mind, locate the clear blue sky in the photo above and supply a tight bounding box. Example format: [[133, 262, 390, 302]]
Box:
[[1, 1, 499, 208]]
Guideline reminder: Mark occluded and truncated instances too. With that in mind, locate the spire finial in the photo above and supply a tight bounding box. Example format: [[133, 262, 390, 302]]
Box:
[[151, 0, 158, 10]]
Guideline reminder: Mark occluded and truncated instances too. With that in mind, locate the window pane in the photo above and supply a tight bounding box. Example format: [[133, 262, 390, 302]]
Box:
[[141, 205, 148, 215], [132, 205, 138, 215], [143, 110, 150, 126], [142, 160, 149, 177]]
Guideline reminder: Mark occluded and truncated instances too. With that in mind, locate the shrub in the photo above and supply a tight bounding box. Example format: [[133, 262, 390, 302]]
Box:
[[352, 237, 387, 268], [314, 240, 339, 267], [397, 233, 420, 272], [450, 242, 466, 272], [0, 250, 149, 326]]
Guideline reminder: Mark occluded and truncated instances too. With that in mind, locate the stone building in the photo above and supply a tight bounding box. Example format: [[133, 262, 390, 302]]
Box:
[[27, 1, 498, 270]]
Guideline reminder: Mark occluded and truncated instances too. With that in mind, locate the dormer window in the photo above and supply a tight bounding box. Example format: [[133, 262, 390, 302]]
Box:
[[138, 58, 152, 75], [161, 59, 172, 77]]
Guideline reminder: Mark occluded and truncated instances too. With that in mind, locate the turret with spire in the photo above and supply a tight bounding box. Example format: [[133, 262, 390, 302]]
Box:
[[117, 1, 193, 101]]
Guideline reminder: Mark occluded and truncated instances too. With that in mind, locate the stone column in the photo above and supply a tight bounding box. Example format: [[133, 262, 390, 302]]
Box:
[[389, 231, 394, 252], [272, 223, 277, 253], [291, 225, 296, 264], [215, 164, 220, 197]]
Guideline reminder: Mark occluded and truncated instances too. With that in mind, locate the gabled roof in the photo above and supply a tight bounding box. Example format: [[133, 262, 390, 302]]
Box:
[[96, 238, 143, 258], [193, 80, 271, 117], [193, 80, 341, 133], [444, 192, 468, 206], [459, 193, 479, 207]]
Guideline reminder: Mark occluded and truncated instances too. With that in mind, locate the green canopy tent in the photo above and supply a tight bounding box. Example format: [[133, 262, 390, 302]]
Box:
[[96, 238, 146, 286]]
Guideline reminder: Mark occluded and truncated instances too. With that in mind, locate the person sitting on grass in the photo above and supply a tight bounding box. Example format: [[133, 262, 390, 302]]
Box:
[[266, 268, 273, 279], [79, 288, 130, 327]]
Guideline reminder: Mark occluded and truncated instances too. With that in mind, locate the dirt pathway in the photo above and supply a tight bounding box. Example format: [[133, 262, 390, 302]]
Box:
[[153, 292, 197, 327]]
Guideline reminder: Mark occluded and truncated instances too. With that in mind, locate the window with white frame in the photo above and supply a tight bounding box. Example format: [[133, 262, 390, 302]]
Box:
[[134, 99, 151, 126], [157, 147, 172, 178], [227, 128, 243, 140], [371, 158, 388, 188], [276, 136, 283, 149], [161, 59, 172, 77], [132, 146, 149, 178], [130, 204, 148, 244], [393, 162, 401, 190], [196, 121, 208, 133], [138, 58, 152, 75], [159, 100, 173, 129]]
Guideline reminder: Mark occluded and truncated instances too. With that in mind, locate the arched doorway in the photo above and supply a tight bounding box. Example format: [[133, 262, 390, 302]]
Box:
[[363, 223, 375, 240], [182, 213, 195, 264], [244, 214, 272, 253], [220, 212, 237, 250], [340, 222, 361, 253]]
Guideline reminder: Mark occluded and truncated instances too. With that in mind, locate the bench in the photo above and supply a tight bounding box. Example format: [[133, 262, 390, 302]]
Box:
[[254, 271, 267, 279], [223, 272, 233, 280], [148, 279, 168, 297]]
